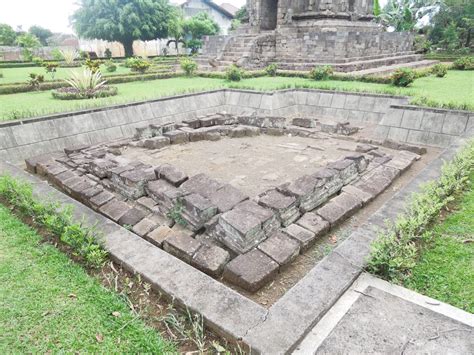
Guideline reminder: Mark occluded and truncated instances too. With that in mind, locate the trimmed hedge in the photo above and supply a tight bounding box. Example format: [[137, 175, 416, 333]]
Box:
[[52, 86, 118, 100]]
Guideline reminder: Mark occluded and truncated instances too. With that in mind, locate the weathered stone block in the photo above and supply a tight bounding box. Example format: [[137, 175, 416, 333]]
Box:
[[258, 231, 300, 266], [163, 130, 188, 144], [218, 208, 265, 254], [136, 196, 157, 211], [258, 189, 300, 227], [87, 158, 117, 178], [118, 207, 147, 227], [64, 144, 89, 155], [180, 173, 222, 199], [295, 212, 330, 238], [328, 159, 358, 185], [188, 129, 221, 142], [113, 166, 156, 200], [283, 223, 316, 250], [80, 185, 103, 202], [36, 162, 67, 177], [344, 153, 369, 173], [223, 249, 279, 292], [181, 193, 218, 231], [145, 225, 172, 247], [155, 164, 188, 187], [25, 153, 54, 174], [143, 136, 170, 150], [192, 244, 231, 277], [209, 184, 248, 213], [163, 233, 202, 263], [235, 200, 279, 236], [89, 190, 115, 208], [100, 200, 130, 222], [316, 202, 347, 226], [341, 185, 373, 204], [146, 179, 185, 212], [384, 156, 414, 173], [132, 217, 158, 237], [292, 117, 315, 128]]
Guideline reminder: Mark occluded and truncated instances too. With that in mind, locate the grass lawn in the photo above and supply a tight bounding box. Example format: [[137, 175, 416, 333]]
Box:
[[0, 204, 175, 353], [0, 64, 132, 84], [404, 174, 474, 313], [0, 70, 472, 121]]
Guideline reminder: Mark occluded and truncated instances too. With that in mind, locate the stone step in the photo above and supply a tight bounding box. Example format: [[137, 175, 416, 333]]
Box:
[[346, 59, 439, 76]]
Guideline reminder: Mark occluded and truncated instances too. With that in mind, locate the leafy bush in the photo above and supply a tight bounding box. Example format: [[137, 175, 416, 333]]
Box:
[[367, 139, 474, 283], [431, 63, 448, 78], [264, 63, 278, 76], [225, 64, 244, 81], [0, 175, 108, 268], [32, 56, 44, 65], [125, 57, 151, 73], [84, 58, 103, 73], [105, 60, 117, 72], [309, 65, 333, 80], [43, 61, 59, 79], [452, 56, 474, 70], [51, 48, 63, 61], [27, 73, 44, 89], [391, 68, 415, 87], [52, 86, 118, 100], [180, 57, 198, 76], [413, 35, 431, 53]]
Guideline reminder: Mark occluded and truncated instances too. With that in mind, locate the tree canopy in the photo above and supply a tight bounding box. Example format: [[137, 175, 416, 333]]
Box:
[[0, 23, 17, 46], [72, 0, 175, 57], [28, 25, 53, 46]]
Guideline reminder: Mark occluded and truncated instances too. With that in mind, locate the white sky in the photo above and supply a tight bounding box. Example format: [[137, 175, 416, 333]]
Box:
[[0, 0, 247, 34]]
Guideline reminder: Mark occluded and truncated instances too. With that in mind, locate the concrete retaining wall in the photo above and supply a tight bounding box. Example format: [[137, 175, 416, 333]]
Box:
[[0, 89, 472, 163]]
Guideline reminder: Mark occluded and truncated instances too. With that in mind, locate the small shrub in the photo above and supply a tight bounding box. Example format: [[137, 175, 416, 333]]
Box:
[[413, 35, 431, 54], [125, 57, 151, 73], [225, 64, 244, 81], [105, 60, 117, 72], [32, 56, 44, 65], [309, 65, 333, 80], [431, 63, 448, 78], [27, 73, 44, 89], [391, 68, 415, 87], [104, 48, 112, 59], [84, 58, 103, 73], [180, 57, 198, 76], [0, 175, 108, 268], [264, 63, 278, 76], [167, 200, 187, 226], [43, 61, 59, 79], [452, 56, 474, 70], [51, 48, 63, 61], [52, 68, 117, 100]]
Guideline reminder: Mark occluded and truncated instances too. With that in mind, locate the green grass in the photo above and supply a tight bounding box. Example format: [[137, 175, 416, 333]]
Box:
[[404, 175, 474, 313], [0, 64, 132, 84], [0, 204, 175, 353], [0, 70, 472, 121]]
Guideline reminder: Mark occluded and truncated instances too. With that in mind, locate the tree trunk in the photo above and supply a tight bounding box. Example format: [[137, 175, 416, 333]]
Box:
[[123, 39, 134, 58]]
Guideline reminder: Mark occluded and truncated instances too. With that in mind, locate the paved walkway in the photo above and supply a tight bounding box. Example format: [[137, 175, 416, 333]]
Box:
[[294, 273, 473, 354]]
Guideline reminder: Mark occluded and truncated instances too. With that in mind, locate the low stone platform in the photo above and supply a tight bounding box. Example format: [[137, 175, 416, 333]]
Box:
[[24, 112, 422, 293]]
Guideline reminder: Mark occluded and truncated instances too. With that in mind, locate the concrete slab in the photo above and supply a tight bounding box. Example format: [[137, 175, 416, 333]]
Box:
[[294, 273, 473, 354]]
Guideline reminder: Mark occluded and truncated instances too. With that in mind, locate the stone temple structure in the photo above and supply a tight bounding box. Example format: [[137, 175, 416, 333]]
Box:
[[199, 0, 422, 72]]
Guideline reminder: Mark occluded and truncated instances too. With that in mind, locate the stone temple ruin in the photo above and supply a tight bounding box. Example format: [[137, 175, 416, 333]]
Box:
[[26, 112, 424, 293], [199, 0, 425, 72]]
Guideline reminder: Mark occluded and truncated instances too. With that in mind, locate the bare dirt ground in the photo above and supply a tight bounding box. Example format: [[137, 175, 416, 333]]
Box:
[[124, 134, 402, 197]]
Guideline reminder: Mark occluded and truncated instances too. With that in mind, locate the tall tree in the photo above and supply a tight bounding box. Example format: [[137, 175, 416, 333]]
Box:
[[167, 12, 186, 54], [381, 0, 442, 32], [16, 33, 41, 61], [72, 0, 175, 57], [28, 25, 53, 45], [183, 12, 220, 53], [0, 23, 17, 45]]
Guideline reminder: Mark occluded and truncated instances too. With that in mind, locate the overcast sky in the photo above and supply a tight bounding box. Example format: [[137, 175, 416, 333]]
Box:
[[0, 0, 247, 34]]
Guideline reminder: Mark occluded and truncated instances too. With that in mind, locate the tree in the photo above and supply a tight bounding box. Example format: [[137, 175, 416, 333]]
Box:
[[16, 33, 41, 61], [381, 0, 442, 32], [235, 5, 248, 23], [72, 0, 175, 57], [428, 0, 474, 51], [0, 23, 17, 45], [167, 12, 186, 54], [28, 25, 53, 45], [183, 12, 220, 53]]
